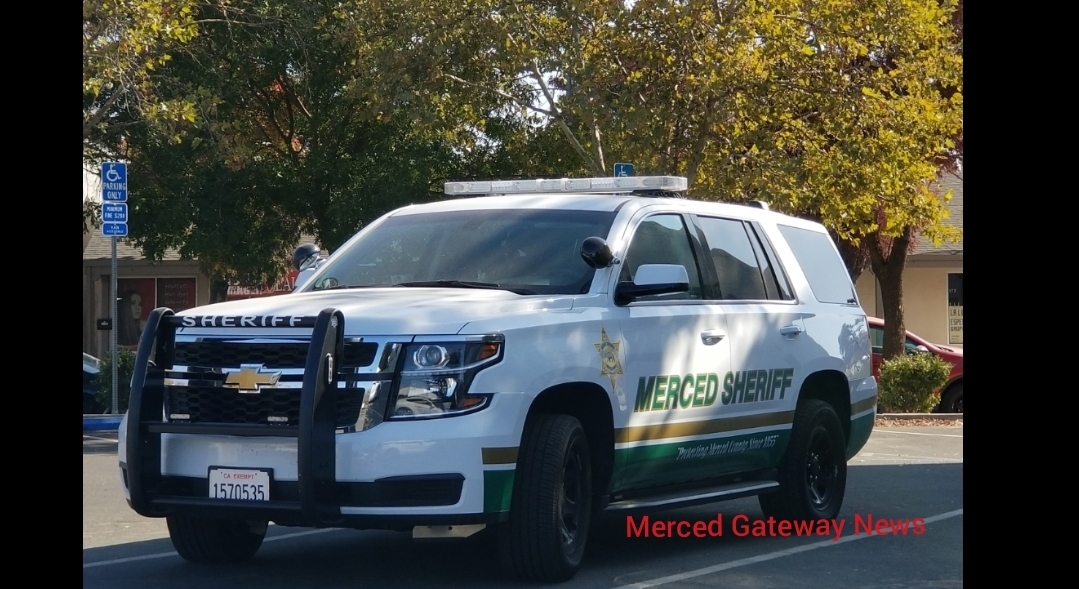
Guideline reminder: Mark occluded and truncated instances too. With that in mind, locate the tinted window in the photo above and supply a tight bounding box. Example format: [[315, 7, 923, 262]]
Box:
[[776, 224, 857, 305], [870, 327, 883, 352], [305, 209, 616, 295], [748, 223, 794, 300], [619, 214, 703, 300], [695, 217, 767, 300]]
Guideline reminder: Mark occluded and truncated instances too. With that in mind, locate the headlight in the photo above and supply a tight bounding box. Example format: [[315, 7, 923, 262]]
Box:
[[388, 338, 503, 419]]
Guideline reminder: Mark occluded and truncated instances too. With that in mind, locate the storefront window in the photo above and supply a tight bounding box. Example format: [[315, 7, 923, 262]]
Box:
[[112, 277, 197, 350], [948, 273, 962, 345]]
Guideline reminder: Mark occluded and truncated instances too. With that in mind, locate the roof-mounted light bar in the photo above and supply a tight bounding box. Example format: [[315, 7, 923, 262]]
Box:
[[444, 175, 689, 196]]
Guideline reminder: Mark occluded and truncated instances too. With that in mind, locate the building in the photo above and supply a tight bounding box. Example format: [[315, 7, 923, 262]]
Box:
[[853, 171, 963, 348]]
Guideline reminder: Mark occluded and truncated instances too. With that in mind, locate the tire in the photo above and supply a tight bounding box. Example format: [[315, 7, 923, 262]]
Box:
[[939, 383, 962, 413], [167, 515, 267, 563], [759, 400, 846, 521], [498, 414, 592, 582]]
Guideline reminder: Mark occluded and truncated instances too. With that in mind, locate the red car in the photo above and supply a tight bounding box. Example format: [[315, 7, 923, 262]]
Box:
[[867, 317, 963, 413]]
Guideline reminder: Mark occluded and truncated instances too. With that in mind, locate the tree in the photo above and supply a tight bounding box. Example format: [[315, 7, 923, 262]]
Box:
[[83, 0, 201, 162], [115, 0, 578, 291], [353, 0, 961, 361]]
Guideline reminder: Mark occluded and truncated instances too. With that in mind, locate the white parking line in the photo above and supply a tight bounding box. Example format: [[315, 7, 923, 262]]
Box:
[[873, 430, 963, 438], [83, 528, 337, 569], [83, 435, 119, 443], [612, 508, 963, 589], [853, 453, 963, 463]]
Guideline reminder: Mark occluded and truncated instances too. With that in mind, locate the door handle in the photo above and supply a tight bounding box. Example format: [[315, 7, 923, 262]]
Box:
[[780, 325, 804, 336], [701, 329, 726, 345]]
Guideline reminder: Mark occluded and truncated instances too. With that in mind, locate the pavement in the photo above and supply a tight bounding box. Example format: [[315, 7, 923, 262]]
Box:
[[83, 421, 963, 588]]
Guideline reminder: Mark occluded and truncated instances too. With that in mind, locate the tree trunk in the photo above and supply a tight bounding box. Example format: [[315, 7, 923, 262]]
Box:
[[836, 237, 870, 284], [867, 227, 913, 360]]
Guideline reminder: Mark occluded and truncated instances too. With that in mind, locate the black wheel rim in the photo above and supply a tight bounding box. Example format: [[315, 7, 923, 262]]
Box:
[[805, 427, 837, 509], [559, 440, 584, 547]]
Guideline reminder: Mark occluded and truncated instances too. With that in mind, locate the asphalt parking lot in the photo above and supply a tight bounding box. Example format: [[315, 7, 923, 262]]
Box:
[[83, 423, 962, 588]]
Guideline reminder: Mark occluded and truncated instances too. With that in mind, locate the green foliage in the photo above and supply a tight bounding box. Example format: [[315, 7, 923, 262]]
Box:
[[95, 350, 138, 414], [877, 352, 952, 413], [99, 0, 962, 299], [83, 0, 202, 161]]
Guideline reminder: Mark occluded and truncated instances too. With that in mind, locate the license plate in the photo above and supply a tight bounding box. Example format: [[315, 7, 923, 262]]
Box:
[[208, 468, 270, 501]]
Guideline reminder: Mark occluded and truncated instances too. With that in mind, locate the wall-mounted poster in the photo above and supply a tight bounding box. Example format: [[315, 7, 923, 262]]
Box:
[[158, 277, 197, 312], [116, 278, 157, 348], [110, 277, 198, 350], [947, 273, 962, 345]]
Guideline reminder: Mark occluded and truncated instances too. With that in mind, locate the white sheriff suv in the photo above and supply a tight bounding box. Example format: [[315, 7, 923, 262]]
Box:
[[118, 175, 877, 582]]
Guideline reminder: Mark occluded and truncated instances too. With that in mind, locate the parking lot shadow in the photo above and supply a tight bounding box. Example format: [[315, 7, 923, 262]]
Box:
[[83, 462, 962, 589]]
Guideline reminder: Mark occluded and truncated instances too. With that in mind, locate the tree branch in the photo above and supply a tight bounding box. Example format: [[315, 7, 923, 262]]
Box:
[[83, 84, 126, 139], [524, 60, 601, 174], [440, 74, 551, 117]]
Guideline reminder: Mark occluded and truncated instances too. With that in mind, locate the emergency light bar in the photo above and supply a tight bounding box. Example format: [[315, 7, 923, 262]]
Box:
[[444, 175, 689, 196]]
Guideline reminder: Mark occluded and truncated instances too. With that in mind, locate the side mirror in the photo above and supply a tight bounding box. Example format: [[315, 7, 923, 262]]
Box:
[[615, 264, 689, 305], [580, 236, 614, 269], [915, 345, 930, 354]]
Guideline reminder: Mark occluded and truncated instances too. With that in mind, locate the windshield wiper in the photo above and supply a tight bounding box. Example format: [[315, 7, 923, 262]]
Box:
[[394, 280, 537, 295]]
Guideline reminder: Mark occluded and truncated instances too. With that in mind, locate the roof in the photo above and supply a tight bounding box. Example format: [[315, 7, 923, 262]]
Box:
[[913, 171, 963, 256], [83, 232, 185, 261], [390, 192, 818, 228]]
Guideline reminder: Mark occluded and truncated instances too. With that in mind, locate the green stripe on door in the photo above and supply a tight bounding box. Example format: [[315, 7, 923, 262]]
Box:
[[614, 429, 791, 490], [614, 411, 795, 444]]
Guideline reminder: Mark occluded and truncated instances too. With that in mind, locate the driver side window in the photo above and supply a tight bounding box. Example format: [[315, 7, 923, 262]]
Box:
[[618, 214, 703, 301]]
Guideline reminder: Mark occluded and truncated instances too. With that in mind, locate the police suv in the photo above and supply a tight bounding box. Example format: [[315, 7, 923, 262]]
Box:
[[118, 175, 877, 582]]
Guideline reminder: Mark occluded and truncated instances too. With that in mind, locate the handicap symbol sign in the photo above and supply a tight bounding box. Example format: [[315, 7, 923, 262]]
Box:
[[102, 162, 128, 201], [613, 163, 634, 177]]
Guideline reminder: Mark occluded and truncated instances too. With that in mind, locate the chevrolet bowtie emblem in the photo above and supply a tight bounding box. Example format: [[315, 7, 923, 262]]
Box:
[[224, 364, 282, 393]]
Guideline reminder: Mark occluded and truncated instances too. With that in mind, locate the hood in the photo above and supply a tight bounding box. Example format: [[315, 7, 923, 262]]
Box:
[[175, 288, 574, 336], [934, 344, 963, 357]]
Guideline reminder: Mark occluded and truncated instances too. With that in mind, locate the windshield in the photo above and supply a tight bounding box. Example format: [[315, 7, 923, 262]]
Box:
[[304, 209, 617, 295]]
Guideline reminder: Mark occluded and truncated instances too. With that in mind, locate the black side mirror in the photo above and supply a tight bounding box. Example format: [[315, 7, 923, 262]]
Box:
[[581, 237, 614, 269]]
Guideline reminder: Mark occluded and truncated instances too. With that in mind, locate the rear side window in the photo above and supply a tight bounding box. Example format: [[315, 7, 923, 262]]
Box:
[[776, 224, 857, 305], [694, 216, 768, 300]]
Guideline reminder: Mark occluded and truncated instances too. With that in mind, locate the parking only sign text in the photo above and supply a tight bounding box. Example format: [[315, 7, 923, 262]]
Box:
[[102, 162, 128, 201]]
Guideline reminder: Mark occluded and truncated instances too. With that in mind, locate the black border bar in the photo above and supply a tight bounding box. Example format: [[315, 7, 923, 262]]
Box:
[[298, 308, 345, 525], [126, 307, 176, 517]]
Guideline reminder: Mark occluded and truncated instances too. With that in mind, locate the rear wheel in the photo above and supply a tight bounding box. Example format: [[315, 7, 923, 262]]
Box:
[[167, 515, 267, 563], [759, 400, 846, 521], [499, 414, 592, 582]]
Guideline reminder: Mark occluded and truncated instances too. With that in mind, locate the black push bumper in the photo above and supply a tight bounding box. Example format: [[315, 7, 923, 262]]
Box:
[[125, 307, 350, 526]]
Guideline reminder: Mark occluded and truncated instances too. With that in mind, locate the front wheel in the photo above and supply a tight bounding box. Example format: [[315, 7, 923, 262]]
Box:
[[759, 400, 847, 521], [939, 383, 962, 413], [167, 515, 267, 563], [499, 414, 593, 582]]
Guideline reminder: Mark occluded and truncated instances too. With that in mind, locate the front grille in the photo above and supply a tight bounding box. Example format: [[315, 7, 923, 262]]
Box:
[[174, 341, 378, 368], [165, 385, 364, 427]]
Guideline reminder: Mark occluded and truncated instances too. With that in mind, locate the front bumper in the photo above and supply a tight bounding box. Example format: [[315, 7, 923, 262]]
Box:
[[120, 308, 522, 529]]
